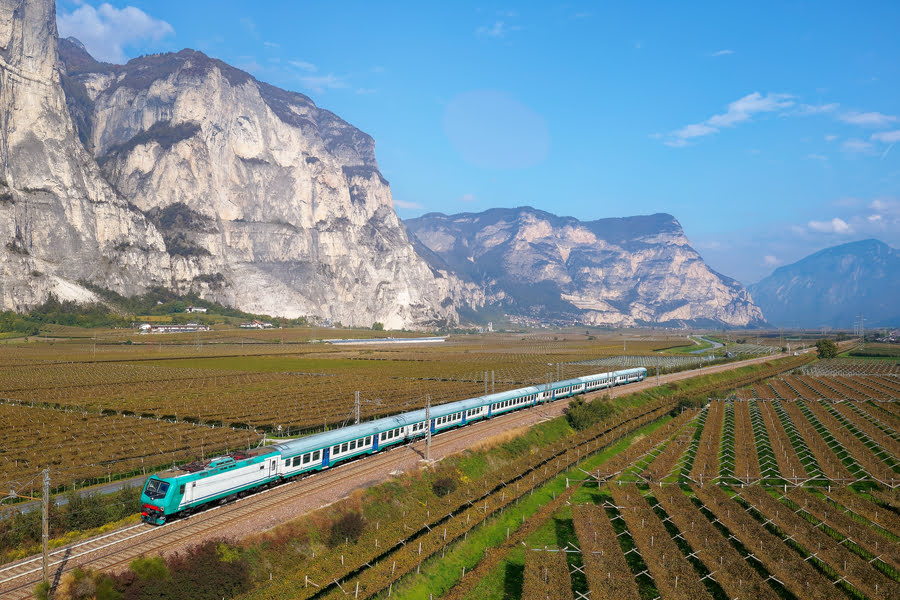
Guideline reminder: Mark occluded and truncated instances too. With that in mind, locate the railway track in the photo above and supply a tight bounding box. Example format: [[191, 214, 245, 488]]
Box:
[[0, 350, 797, 599]]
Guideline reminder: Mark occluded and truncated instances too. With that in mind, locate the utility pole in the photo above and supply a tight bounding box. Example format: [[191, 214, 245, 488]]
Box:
[[354, 391, 360, 425], [656, 354, 660, 386], [424, 395, 431, 462], [42, 468, 49, 586], [484, 371, 488, 395], [491, 370, 495, 394]]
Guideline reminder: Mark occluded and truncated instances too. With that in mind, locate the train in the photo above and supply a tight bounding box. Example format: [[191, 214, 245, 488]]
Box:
[[140, 367, 647, 524]]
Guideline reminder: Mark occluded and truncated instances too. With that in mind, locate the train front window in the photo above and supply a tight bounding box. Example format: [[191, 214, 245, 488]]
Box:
[[145, 479, 169, 499]]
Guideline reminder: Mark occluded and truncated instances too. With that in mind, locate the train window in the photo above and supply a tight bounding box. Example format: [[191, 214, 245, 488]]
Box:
[[313, 450, 321, 461], [179, 484, 185, 494], [341, 443, 348, 453]]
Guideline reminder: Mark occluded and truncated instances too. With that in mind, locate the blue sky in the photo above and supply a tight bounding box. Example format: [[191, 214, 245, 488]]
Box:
[[56, 1, 900, 284]]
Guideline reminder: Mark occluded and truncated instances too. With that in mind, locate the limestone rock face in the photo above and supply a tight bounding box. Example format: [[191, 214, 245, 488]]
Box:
[[0, 0, 470, 328], [0, 0, 171, 310], [58, 40, 467, 328], [406, 207, 765, 327]]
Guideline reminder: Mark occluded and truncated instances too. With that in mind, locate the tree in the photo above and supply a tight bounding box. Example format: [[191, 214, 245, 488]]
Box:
[[815, 339, 838, 359], [372, 322, 384, 331]]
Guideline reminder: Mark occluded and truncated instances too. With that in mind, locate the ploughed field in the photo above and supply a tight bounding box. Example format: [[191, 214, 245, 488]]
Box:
[[0, 331, 684, 500]]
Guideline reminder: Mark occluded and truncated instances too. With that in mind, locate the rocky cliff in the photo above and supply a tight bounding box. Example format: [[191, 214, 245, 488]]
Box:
[[0, 0, 172, 310], [748, 239, 900, 328], [1, 0, 472, 328], [406, 207, 765, 327]]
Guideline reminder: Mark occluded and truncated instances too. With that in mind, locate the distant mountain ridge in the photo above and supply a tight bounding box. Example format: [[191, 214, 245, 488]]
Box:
[[406, 207, 765, 328], [1, 0, 770, 329], [748, 239, 900, 328]]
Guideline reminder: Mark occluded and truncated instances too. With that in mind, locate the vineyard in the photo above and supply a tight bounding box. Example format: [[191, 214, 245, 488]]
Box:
[[457, 371, 899, 599], [0, 332, 693, 501], [320, 367, 898, 600]]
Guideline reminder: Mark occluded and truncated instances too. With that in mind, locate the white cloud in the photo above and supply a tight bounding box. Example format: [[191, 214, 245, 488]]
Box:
[[824, 134, 838, 142], [870, 197, 900, 214], [710, 49, 734, 56], [795, 103, 839, 115], [476, 21, 520, 38], [807, 153, 828, 161], [872, 130, 900, 143], [838, 111, 898, 127], [235, 59, 263, 74], [842, 138, 874, 153], [808, 217, 852, 234], [664, 92, 794, 146], [289, 60, 317, 72], [56, 2, 174, 63], [297, 73, 347, 93], [707, 92, 794, 127], [393, 199, 423, 210], [263, 41, 280, 48], [355, 88, 376, 95], [762, 255, 780, 266], [460, 193, 476, 203]]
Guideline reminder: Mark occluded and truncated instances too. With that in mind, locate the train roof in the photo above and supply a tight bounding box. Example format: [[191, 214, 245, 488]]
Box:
[[154, 446, 275, 479], [269, 367, 645, 459]]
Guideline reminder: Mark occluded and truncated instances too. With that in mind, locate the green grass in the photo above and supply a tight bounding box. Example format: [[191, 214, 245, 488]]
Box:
[[664, 336, 714, 355], [382, 416, 673, 600]]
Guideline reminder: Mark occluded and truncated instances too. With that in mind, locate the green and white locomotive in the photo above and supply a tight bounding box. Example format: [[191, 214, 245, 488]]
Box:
[[141, 367, 646, 524]]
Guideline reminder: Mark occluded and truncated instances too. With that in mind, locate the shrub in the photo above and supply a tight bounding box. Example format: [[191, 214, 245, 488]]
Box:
[[54, 567, 120, 600], [329, 511, 366, 546], [432, 475, 458, 497], [113, 540, 250, 600], [565, 394, 617, 431], [129, 556, 169, 581]]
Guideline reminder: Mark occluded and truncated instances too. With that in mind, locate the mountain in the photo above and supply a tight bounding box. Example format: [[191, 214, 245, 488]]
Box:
[[1, 0, 477, 328], [406, 207, 765, 327], [0, 0, 172, 311], [748, 239, 900, 328]]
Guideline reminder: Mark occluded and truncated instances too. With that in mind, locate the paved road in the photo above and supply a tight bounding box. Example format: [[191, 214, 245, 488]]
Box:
[[3, 477, 147, 518]]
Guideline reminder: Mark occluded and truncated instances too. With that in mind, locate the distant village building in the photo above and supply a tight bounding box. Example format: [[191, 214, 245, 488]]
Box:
[[185, 306, 208, 313], [240, 319, 274, 329], [138, 323, 210, 334]]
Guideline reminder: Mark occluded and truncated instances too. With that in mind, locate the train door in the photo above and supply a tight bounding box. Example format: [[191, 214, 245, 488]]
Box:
[[269, 458, 277, 477]]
